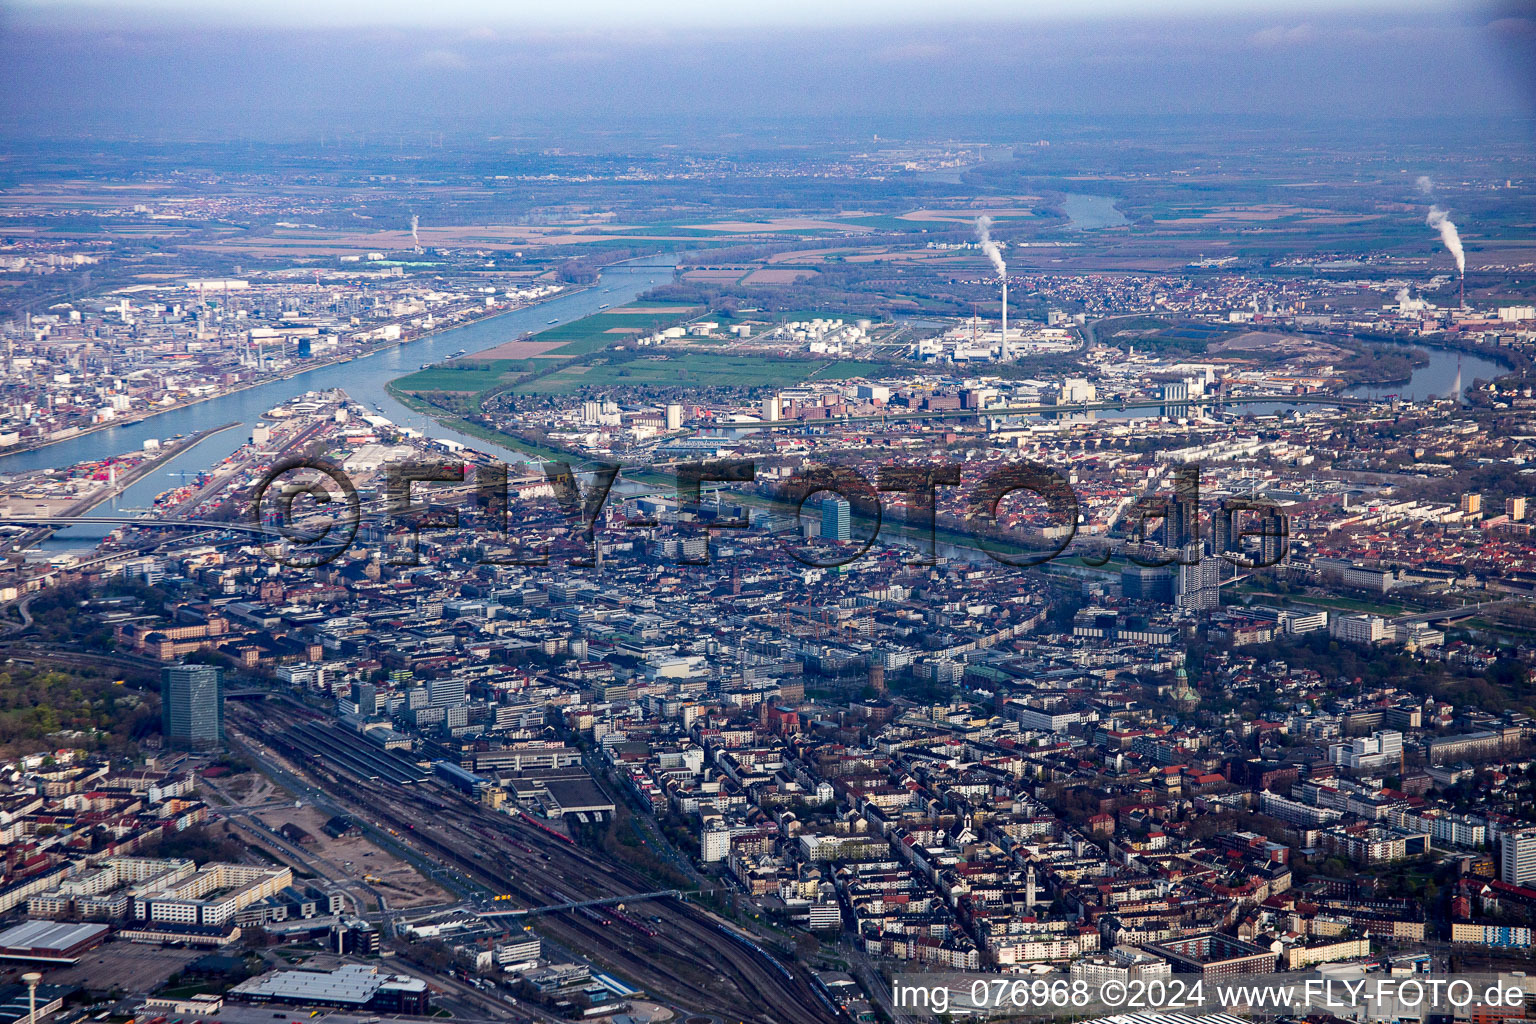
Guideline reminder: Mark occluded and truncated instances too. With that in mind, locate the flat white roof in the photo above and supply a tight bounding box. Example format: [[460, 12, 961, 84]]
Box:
[[231, 964, 426, 1004], [0, 920, 110, 952]]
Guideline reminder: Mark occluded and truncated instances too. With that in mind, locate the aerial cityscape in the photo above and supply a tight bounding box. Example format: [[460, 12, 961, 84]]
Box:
[[1, 2, 1536, 1023]]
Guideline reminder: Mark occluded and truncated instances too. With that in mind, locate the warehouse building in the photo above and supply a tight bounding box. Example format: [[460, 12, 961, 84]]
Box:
[[0, 921, 111, 964], [229, 963, 429, 1014]]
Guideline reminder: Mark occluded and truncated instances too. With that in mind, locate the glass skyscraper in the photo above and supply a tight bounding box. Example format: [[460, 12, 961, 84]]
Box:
[[161, 664, 225, 748], [820, 496, 851, 542]]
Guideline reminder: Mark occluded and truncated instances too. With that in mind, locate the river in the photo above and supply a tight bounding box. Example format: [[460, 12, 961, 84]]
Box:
[[1342, 342, 1503, 403], [14, 255, 1507, 552], [1061, 193, 1129, 230], [1090, 340, 1503, 421], [22, 255, 677, 550]]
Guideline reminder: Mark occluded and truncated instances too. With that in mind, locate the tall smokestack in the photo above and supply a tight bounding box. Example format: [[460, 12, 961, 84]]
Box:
[[1001, 277, 1008, 362]]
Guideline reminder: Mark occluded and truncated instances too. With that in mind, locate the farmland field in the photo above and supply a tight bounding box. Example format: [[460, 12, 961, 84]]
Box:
[[510, 303, 703, 357], [517, 355, 890, 394], [394, 301, 704, 397], [391, 359, 532, 393]]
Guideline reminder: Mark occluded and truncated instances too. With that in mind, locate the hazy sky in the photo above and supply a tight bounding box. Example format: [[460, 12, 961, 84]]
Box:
[[2, 0, 1465, 28], [1, 1, 1532, 140]]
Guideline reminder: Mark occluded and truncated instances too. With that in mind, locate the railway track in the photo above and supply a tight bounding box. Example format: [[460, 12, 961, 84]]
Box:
[[372, 787, 822, 1022], [233, 702, 840, 1024]]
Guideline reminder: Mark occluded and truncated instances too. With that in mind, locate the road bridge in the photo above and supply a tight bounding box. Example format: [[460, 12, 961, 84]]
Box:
[[0, 514, 284, 536], [1392, 599, 1523, 625]]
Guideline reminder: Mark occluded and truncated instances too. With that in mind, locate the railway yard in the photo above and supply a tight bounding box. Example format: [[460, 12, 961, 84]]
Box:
[[223, 697, 842, 1024]]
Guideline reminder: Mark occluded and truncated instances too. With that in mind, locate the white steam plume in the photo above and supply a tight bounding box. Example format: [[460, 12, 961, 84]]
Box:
[[1426, 206, 1465, 276], [1415, 175, 1434, 195], [1395, 286, 1426, 313], [410, 213, 420, 248], [975, 215, 1006, 279]]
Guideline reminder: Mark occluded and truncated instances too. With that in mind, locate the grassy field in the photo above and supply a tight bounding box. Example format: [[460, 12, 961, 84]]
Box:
[[393, 302, 703, 396], [834, 215, 928, 231], [535, 303, 702, 356], [391, 359, 533, 392], [809, 359, 892, 380], [517, 355, 890, 395]]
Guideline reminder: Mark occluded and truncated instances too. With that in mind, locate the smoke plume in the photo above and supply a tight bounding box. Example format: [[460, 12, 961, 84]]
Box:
[[1426, 206, 1464, 276], [410, 213, 420, 248], [1415, 175, 1434, 195], [1395, 286, 1426, 312], [975, 215, 1006, 279]]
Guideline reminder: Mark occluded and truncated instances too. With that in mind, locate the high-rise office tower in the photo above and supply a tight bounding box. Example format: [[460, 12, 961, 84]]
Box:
[[427, 676, 468, 708], [1503, 828, 1536, 887], [820, 496, 851, 542], [1259, 515, 1290, 566], [1210, 506, 1234, 555], [352, 681, 377, 718], [1175, 544, 1221, 611], [1156, 465, 1200, 550], [161, 664, 224, 748]]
